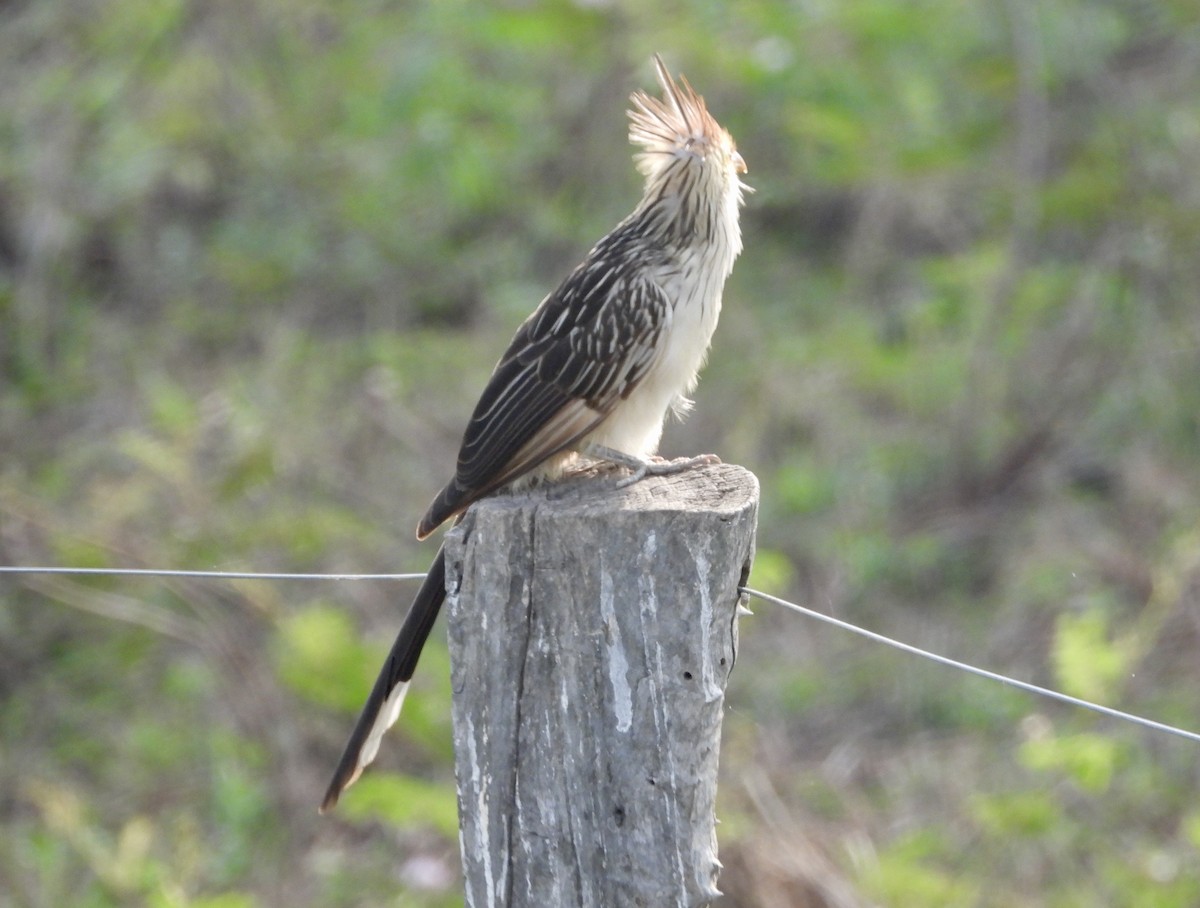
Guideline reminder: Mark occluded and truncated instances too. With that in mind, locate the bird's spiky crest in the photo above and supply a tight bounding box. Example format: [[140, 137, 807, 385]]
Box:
[[628, 55, 736, 181]]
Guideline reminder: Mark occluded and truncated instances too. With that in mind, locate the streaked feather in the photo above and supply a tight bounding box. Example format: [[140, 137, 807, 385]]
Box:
[[417, 256, 672, 537], [327, 55, 748, 809]]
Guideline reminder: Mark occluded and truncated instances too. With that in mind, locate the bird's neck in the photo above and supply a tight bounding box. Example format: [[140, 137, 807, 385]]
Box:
[[634, 167, 742, 272]]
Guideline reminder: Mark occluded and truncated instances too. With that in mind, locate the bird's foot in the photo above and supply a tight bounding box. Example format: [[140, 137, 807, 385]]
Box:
[[582, 444, 722, 489], [615, 453, 722, 488]]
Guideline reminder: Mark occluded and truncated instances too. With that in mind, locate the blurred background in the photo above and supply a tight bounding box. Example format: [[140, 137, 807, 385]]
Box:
[[3, 0, 1199, 905]]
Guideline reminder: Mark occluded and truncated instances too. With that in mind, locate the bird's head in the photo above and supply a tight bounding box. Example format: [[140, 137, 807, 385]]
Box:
[[628, 55, 749, 199]]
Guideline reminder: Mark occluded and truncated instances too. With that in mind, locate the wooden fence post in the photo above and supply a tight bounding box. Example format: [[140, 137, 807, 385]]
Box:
[[443, 463, 759, 907]]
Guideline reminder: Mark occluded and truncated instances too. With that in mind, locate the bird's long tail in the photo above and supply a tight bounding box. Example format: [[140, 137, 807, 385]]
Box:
[[319, 545, 447, 813]]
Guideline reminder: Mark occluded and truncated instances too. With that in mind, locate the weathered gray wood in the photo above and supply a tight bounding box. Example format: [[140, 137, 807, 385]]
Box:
[[444, 463, 758, 908]]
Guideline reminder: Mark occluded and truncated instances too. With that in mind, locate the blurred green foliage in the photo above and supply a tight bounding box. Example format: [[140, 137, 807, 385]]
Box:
[[3, 0, 1200, 905]]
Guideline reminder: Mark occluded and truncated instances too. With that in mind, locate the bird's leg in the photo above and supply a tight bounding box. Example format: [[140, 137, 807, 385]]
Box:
[[581, 443, 722, 489]]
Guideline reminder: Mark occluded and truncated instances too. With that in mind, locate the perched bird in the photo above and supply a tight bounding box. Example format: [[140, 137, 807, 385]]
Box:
[[320, 54, 748, 813]]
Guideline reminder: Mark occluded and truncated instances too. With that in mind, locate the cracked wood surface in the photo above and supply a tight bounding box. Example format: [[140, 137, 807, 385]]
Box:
[[444, 463, 759, 908]]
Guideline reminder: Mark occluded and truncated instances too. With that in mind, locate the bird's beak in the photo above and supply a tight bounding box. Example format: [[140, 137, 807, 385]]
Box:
[[732, 151, 747, 174]]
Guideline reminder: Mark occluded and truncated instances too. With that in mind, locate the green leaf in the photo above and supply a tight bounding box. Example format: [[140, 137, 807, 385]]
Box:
[[775, 459, 836, 514], [186, 894, 259, 908], [862, 829, 980, 906], [1052, 610, 1130, 703], [340, 773, 459, 838], [1019, 732, 1124, 793], [1184, 810, 1200, 851], [744, 547, 794, 596], [971, 791, 1060, 838], [145, 377, 199, 438], [273, 605, 378, 713]]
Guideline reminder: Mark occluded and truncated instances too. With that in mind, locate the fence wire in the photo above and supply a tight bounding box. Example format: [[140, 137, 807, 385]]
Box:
[[3, 563, 1198, 745]]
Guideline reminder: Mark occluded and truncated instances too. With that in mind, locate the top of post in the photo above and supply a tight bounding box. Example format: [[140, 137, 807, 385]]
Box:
[[462, 462, 758, 524]]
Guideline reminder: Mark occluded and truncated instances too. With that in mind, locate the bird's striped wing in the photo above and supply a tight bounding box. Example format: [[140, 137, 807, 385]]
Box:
[[417, 255, 668, 537]]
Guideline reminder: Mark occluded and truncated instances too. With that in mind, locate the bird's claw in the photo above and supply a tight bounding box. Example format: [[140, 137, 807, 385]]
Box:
[[614, 453, 721, 488]]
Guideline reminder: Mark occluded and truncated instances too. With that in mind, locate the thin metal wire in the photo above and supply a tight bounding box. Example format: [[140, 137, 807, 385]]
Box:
[[0, 566, 425, 581], [3, 564, 1197, 745], [740, 586, 1200, 745]]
